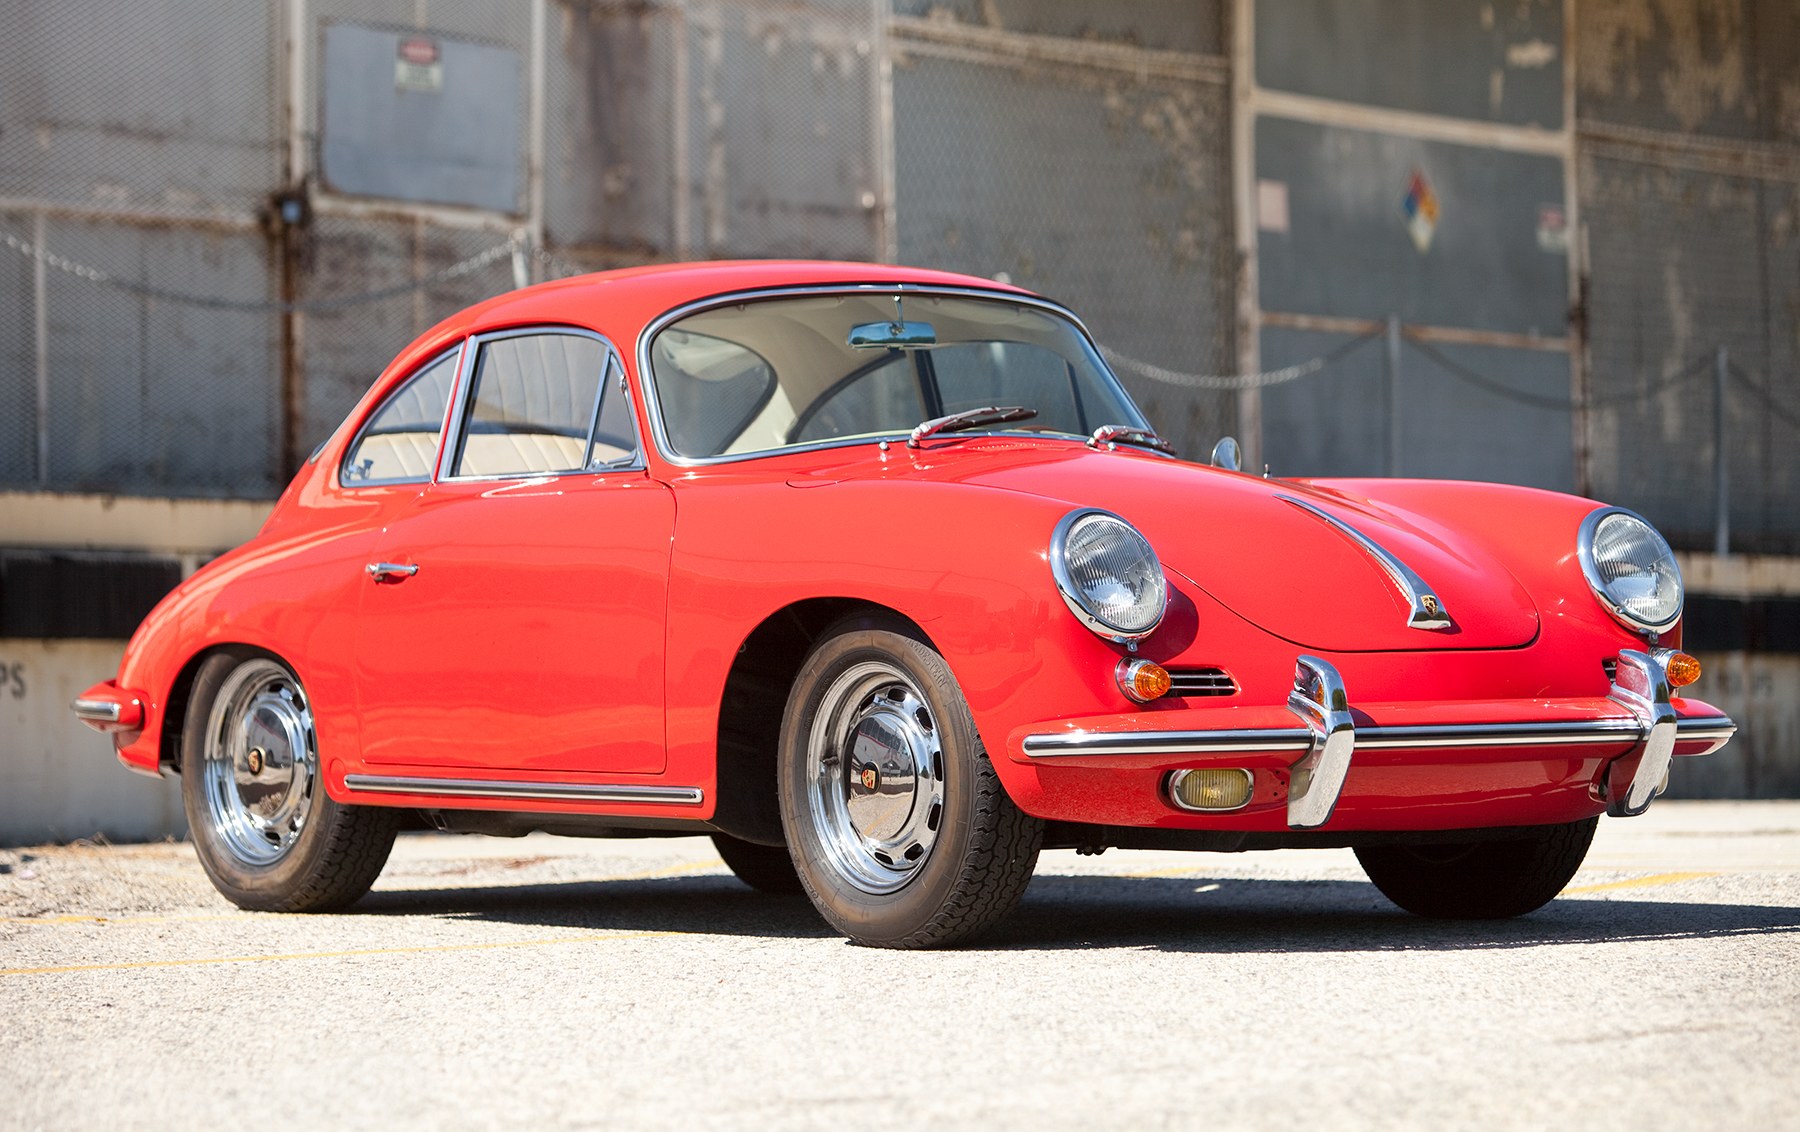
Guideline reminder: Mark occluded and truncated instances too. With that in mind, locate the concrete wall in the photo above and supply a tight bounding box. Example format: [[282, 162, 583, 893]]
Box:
[[0, 638, 186, 844]]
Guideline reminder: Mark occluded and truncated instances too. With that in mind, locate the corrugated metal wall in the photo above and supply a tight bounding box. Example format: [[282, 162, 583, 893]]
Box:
[[0, 0, 1795, 547], [889, 2, 1238, 450], [1577, 0, 1800, 555]]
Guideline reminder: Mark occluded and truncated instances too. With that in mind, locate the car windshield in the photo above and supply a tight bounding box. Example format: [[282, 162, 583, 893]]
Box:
[[645, 291, 1149, 460]]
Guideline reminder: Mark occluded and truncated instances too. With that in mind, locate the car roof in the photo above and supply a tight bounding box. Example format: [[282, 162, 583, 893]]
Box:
[[432, 259, 1035, 345]]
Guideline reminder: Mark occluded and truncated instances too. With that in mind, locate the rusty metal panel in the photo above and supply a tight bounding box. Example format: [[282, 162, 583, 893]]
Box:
[[1256, 117, 1569, 336], [545, 2, 680, 255], [0, 213, 32, 485], [319, 23, 525, 215], [1581, 155, 1800, 553], [683, 4, 880, 260], [891, 0, 1224, 55], [1255, 0, 1563, 128], [1578, 0, 1800, 143], [1258, 327, 1575, 490], [296, 216, 519, 453], [0, 0, 278, 213], [37, 220, 281, 496], [891, 49, 1237, 457]]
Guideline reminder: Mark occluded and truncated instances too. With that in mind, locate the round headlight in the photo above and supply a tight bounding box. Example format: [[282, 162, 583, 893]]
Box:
[[1051, 509, 1167, 642], [1578, 507, 1683, 635]]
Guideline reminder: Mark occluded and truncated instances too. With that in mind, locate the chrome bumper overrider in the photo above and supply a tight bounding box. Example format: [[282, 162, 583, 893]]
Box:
[[71, 698, 125, 724], [1021, 650, 1736, 829]]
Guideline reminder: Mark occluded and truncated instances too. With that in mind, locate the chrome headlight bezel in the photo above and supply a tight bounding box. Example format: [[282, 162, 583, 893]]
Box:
[[1577, 506, 1683, 636], [1050, 508, 1168, 644]]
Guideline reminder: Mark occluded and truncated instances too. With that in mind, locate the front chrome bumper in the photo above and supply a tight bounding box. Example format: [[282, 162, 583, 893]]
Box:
[[1021, 649, 1735, 830]]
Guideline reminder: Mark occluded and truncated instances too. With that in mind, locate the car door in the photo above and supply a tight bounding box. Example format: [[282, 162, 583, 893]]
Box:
[[352, 327, 674, 777]]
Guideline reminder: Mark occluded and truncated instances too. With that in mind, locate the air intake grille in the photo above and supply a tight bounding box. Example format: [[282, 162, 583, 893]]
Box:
[[1167, 667, 1238, 697]]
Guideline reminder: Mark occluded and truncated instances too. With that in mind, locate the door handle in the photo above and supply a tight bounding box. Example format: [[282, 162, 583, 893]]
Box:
[[365, 562, 419, 582]]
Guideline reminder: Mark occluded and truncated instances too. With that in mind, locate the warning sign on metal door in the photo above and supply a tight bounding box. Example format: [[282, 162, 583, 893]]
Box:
[[1400, 168, 1439, 253], [395, 37, 443, 93]]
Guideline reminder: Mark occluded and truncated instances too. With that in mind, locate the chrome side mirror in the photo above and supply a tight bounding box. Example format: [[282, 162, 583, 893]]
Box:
[[1210, 436, 1242, 471]]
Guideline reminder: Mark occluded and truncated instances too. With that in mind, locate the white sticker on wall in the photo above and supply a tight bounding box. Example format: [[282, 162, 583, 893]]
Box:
[[1257, 179, 1290, 234]]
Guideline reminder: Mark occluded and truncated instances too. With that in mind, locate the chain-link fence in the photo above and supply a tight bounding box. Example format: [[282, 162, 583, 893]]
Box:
[[889, 9, 1238, 453], [3, 0, 1796, 538], [1577, 1, 1800, 555]]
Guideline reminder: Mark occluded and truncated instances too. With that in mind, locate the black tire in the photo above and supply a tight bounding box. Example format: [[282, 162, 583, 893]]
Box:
[[777, 616, 1042, 948], [712, 833, 804, 894], [1354, 817, 1598, 919], [180, 650, 399, 912]]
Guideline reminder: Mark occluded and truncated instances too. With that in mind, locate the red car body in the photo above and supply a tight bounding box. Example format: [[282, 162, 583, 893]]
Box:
[[74, 260, 1734, 945]]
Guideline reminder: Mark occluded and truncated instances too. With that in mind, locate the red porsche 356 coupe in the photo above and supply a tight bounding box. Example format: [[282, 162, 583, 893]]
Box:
[[74, 261, 1734, 947]]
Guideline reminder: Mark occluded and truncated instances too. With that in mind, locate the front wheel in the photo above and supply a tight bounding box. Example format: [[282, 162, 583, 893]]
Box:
[[777, 617, 1042, 948], [1354, 817, 1598, 919], [180, 650, 399, 912]]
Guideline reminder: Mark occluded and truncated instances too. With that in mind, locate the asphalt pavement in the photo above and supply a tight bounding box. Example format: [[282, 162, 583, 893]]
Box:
[[3, 801, 1797, 1130]]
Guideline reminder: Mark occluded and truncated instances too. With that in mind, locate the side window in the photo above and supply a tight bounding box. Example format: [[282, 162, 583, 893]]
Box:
[[450, 332, 628, 478], [342, 349, 461, 486]]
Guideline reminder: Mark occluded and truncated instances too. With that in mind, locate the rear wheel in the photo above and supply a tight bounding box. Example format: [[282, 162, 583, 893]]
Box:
[[1354, 817, 1598, 919], [711, 833, 803, 893], [180, 651, 398, 912], [777, 617, 1042, 948]]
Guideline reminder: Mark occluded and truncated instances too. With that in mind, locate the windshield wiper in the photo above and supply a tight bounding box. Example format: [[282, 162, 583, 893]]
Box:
[[1087, 424, 1175, 455], [908, 406, 1038, 448]]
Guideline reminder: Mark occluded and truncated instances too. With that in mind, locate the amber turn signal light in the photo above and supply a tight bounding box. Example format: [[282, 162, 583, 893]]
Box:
[[1116, 658, 1171, 703], [1662, 651, 1701, 688]]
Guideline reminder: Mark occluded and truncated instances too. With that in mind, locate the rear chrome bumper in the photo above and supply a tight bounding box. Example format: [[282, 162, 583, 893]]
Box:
[[1021, 649, 1735, 830], [70, 681, 145, 735]]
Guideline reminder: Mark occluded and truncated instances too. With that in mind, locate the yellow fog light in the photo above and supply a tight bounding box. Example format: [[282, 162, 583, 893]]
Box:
[[1168, 768, 1253, 812], [1661, 650, 1701, 688], [1116, 658, 1171, 703]]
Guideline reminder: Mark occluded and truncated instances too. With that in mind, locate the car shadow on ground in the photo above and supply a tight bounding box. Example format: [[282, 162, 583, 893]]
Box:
[[355, 872, 1800, 953]]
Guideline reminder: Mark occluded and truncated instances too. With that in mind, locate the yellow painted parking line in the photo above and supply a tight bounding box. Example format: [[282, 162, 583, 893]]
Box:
[[2, 913, 250, 927], [1114, 865, 1212, 879], [0, 861, 727, 929], [2, 930, 678, 977], [1564, 871, 1715, 895]]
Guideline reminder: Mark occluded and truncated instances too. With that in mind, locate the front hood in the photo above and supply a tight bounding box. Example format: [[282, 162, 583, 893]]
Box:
[[801, 441, 1539, 651]]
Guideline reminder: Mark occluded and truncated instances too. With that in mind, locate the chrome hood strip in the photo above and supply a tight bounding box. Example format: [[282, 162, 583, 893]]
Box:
[[1275, 494, 1452, 631], [344, 775, 704, 806]]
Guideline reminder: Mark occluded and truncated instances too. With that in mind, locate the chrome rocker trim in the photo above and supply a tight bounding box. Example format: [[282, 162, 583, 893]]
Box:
[[1276, 494, 1452, 631], [343, 775, 705, 806], [70, 698, 124, 723], [1021, 650, 1736, 828]]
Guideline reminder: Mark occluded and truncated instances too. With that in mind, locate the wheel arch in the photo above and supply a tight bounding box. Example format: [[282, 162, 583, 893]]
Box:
[[156, 641, 291, 773], [709, 597, 930, 846]]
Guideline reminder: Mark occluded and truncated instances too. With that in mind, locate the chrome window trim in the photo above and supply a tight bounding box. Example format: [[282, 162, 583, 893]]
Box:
[[338, 342, 467, 490], [1049, 508, 1169, 644], [1577, 506, 1684, 636], [634, 283, 1148, 468], [343, 775, 703, 806], [1276, 495, 1452, 631], [439, 325, 645, 486]]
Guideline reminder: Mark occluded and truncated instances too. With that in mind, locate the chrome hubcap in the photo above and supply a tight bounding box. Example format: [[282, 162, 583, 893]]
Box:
[[807, 661, 945, 894], [201, 659, 316, 867]]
